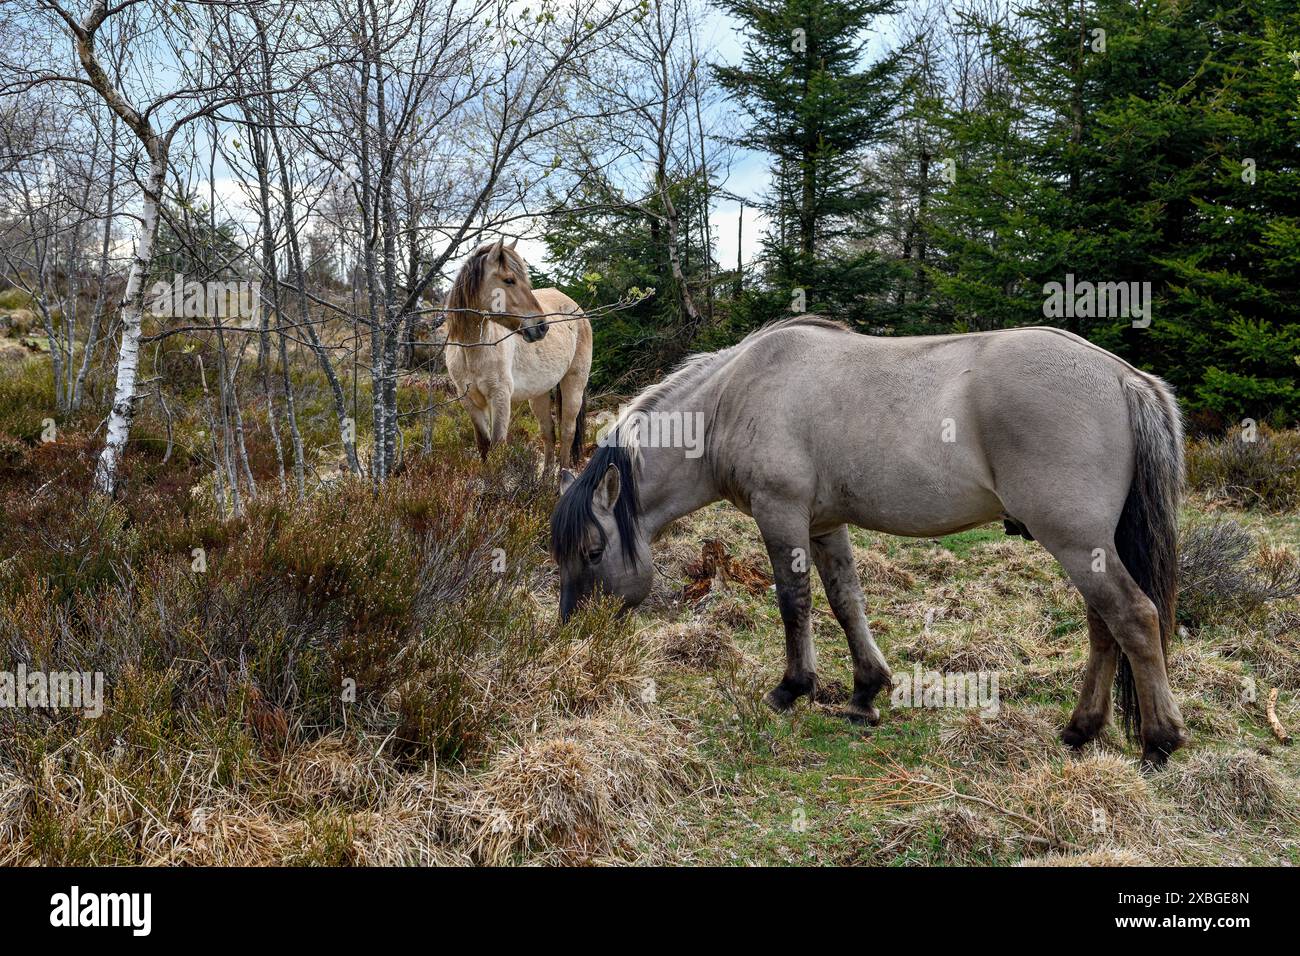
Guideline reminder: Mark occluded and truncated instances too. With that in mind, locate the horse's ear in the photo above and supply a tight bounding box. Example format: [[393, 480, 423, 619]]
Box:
[[593, 464, 621, 514], [559, 468, 576, 495], [491, 236, 505, 261], [507, 238, 518, 250]]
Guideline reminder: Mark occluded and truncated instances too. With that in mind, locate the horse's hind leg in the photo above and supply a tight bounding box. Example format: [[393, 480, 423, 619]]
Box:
[[1032, 532, 1186, 765], [1061, 607, 1119, 748], [754, 501, 817, 711], [556, 372, 585, 469], [811, 525, 891, 725], [528, 394, 556, 473]]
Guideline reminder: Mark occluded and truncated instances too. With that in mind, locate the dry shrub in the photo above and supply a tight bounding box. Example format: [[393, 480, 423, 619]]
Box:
[[1157, 749, 1291, 825], [385, 598, 656, 763], [938, 705, 1063, 771], [443, 707, 699, 864], [868, 801, 1014, 865], [657, 620, 740, 669], [1186, 426, 1300, 512], [682, 538, 770, 603], [1178, 520, 1300, 626], [1008, 754, 1159, 849]]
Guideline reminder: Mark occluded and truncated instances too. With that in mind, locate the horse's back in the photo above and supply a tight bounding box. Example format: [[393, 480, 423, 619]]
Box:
[[712, 321, 1144, 536]]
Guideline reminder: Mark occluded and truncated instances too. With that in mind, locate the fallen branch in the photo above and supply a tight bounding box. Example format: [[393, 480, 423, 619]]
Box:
[[1266, 688, 1292, 745]]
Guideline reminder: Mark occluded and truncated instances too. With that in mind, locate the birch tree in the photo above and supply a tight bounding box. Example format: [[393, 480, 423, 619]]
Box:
[[9, 0, 270, 493]]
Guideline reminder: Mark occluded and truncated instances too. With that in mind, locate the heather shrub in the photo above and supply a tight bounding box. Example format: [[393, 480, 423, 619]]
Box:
[[1186, 426, 1300, 511], [1178, 519, 1300, 626]]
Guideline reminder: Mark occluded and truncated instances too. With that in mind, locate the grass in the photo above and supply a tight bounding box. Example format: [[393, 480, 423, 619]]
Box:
[[1, 339, 1298, 865]]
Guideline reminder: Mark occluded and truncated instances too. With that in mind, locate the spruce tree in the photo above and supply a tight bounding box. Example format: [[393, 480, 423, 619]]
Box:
[[929, 0, 1300, 424], [715, 0, 900, 326]]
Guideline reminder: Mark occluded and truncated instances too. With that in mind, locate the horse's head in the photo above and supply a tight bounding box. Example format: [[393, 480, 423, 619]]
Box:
[[550, 443, 653, 622], [452, 237, 549, 342]]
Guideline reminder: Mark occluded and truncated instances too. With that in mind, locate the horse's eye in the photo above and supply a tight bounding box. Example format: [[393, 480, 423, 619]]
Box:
[[503, 277, 516, 285], [588, 547, 604, 565]]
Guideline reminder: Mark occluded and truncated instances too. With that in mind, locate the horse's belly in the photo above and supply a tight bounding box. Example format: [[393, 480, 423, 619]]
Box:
[[815, 452, 1003, 539]]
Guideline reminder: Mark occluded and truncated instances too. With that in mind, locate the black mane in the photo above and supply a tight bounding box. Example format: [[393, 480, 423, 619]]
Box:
[[550, 435, 642, 566]]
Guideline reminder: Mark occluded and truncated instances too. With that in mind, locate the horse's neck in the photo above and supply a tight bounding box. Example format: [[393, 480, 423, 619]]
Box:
[[448, 314, 488, 344], [635, 405, 723, 540], [448, 315, 506, 365]]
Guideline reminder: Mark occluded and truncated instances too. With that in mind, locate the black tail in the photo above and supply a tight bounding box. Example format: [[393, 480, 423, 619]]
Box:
[[1114, 377, 1184, 740], [554, 386, 587, 463]]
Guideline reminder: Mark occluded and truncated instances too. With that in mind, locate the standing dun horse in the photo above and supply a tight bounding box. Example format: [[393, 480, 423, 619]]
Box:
[[551, 316, 1189, 766], [444, 238, 591, 471]]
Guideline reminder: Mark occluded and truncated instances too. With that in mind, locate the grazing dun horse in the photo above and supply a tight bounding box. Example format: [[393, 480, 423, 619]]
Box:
[[444, 238, 591, 470], [551, 316, 1189, 766]]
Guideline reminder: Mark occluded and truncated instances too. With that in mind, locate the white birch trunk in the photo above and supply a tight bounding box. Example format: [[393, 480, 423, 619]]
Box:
[[93, 154, 165, 494]]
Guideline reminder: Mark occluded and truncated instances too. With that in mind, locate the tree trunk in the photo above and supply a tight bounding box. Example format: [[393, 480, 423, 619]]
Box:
[[94, 151, 165, 494]]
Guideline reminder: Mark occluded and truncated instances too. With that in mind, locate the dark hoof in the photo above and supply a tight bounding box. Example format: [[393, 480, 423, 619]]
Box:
[[841, 703, 881, 726], [1060, 721, 1101, 750], [764, 677, 814, 713], [1139, 750, 1170, 772], [1140, 726, 1189, 769]]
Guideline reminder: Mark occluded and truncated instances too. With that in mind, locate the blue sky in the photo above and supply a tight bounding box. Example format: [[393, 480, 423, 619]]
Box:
[[193, 3, 905, 284]]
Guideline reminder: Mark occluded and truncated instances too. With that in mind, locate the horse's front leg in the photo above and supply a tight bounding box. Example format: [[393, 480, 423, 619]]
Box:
[[755, 502, 817, 711], [488, 387, 513, 449], [812, 525, 891, 725], [462, 394, 492, 460]]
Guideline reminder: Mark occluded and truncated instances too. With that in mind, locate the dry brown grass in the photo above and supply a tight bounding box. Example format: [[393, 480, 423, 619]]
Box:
[[867, 801, 1016, 865], [0, 702, 703, 866], [896, 545, 963, 582], [1021, 847, 1153, 866], [1007, 754, 1164, 852], [1157, 749, 1293, 825], [442, 707, 701, 864], [853, 548, 917, 593], [937, 705, 1065, 771], [655, 620, 741, 669]]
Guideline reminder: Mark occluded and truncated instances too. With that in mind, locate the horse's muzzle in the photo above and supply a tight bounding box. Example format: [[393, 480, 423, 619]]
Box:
[[520, 321, 548, 343]]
